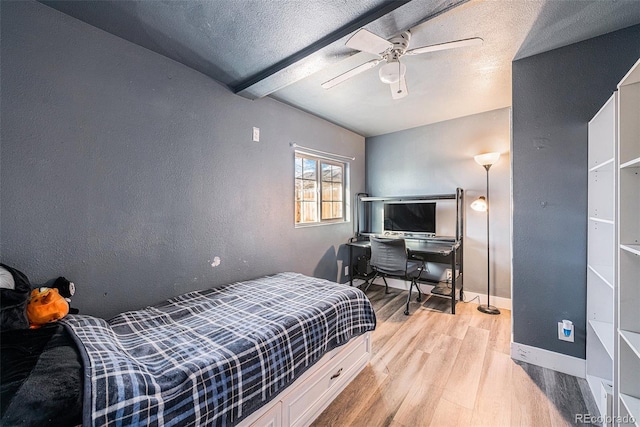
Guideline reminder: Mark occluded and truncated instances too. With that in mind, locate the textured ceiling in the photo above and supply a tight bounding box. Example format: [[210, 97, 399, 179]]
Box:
[[40, 0, 640, 137]]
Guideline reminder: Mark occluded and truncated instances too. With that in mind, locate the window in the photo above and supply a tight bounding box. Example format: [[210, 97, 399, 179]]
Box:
[[295, 153, 347, 225]]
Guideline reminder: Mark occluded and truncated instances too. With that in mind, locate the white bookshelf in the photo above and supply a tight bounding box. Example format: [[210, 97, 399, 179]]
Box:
[[587, 59, 640, 425], [591, 320, 615, 359], [617, 58, 640, 425], [620, 393, 640, 427], [587, 92, 617, 420]]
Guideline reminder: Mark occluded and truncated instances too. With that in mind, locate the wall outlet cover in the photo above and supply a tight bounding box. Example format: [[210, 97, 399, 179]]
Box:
[[557, 322, 574, 342]]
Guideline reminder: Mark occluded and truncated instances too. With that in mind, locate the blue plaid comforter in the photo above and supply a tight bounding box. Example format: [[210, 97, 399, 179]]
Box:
[[62, 272, 376, 426]]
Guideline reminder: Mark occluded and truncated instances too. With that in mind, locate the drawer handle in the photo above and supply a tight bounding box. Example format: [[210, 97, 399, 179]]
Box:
[[330, 368, 343, 380]]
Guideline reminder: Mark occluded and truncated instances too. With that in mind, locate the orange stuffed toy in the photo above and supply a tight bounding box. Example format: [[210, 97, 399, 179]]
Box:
[[26, 287, 69, 328]]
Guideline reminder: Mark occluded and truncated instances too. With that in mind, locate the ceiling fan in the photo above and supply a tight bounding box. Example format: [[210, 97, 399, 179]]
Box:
[[321, 29, 483, 99]]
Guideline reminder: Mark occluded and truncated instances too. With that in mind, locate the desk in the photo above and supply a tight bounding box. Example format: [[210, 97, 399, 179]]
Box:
[[347, 237, 463, 314]]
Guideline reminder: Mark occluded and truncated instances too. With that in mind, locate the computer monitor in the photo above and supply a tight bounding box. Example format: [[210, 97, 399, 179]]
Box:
[[383, 202, 436, 236]]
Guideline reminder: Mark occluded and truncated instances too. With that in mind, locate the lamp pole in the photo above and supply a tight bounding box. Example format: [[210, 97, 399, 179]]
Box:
[[478, 162, 500, 315]]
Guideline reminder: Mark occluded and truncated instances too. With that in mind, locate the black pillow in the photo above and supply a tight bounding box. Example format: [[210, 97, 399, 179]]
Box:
[[0, 263, 31, 331]]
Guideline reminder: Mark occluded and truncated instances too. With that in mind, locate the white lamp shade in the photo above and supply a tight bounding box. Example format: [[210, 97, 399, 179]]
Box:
[[474, 152, 500, 167], [471, 196, 487, 212], [379, 60, 406, 84]]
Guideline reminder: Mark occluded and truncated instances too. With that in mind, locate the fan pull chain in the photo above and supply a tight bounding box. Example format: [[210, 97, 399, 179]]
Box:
[[397, 61, 402, 95]]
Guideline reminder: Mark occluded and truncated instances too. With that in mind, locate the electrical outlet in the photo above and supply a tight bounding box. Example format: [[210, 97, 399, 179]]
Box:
[[252, 127, 260, 142], [558, 321, 574, 342], [344, 265, 349, 277], [446, 269, 452, 281]]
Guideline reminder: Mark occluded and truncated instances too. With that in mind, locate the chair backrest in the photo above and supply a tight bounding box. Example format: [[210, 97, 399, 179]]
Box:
[[369, 237, 408, 274]]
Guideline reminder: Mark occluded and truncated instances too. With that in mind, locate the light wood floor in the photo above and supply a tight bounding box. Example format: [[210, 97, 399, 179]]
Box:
[[312, 284, 598, 427]]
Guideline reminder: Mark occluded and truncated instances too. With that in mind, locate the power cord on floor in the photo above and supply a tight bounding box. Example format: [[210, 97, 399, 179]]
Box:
[[461, 295, 479, 304]]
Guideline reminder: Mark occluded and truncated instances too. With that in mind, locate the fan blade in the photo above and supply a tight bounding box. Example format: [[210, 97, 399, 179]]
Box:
[[321, 58, 382, 89], [405, 37, 483, 56], [390, 75, 408, 99], [346, 29, 393, 55]]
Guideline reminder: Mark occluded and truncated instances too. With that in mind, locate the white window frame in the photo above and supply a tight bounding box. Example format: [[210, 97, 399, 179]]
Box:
[[295, 151, 350, 227]]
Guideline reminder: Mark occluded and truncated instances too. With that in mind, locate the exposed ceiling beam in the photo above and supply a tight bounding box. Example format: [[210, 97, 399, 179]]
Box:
[[233, 0, 471, 100], [405, 0, 469, 31], [232, 0, 411, 99]]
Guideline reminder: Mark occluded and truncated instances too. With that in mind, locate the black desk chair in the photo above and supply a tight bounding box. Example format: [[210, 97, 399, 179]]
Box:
[[368, 236, 424, 315]]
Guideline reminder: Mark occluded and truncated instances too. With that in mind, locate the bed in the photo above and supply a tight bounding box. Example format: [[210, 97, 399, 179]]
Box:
[[1, 272, 376, 427]]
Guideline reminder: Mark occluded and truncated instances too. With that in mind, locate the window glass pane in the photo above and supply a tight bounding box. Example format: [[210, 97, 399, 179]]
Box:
[[295, 179, 303, 201], [333, 202, 343, 219], [322, 163, 331, 181], [295, 154, 347, 225], [302, 201, 317, 223], [332, 165, 343, 182], [322, 182, 332, 201], [303, 158, 316, 179], [300, 202, 309, 223], [332, 184, 342, 201], [295, 157, 302, 178], [302, 180, 316, 201], [321, 202, 331, 220], [322, 201, 343, 220]]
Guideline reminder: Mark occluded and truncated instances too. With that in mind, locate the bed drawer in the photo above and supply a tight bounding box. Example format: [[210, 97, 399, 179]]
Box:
[[249, 401, 281, 427], [242, 332, 371, 427], [282, 333, 371, 427]]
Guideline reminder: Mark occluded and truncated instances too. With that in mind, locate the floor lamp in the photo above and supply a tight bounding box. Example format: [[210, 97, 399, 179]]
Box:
[[471, 152, 501, 315]]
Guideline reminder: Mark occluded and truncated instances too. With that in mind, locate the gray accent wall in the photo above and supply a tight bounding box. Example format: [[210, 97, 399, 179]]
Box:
[[512, 24, 640, 358], [0, 1, 365, 319], [365, 108, 512, 299]]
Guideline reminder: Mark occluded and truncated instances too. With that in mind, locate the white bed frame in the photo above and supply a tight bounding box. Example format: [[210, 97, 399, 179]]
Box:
[[238, 331, 372, 427]]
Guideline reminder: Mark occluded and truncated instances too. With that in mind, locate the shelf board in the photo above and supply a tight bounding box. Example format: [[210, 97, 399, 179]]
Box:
[[586, 375, 613, 417], [620, 393, 640, 424], [588, 264, 614, 289], [430, 284, 455, 296], [589, 217, 615, 225], [620, 157, 640, 169], [589, 320, 614, 359], [359, 193, 456, 202], [589, 157, 615, 172], [620, 330, 640, 359], [621, 244, 640, 256]]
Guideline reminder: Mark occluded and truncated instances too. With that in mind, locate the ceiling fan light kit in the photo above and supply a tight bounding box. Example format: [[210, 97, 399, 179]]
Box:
[[379, 60, 406, 84], [321, 28, 483, 99]]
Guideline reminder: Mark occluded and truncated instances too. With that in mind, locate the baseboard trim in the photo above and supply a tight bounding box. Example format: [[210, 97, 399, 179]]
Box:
[[462, 290, 512, 311], [351, 277, 512, 311], [510, 342, 586, 378]]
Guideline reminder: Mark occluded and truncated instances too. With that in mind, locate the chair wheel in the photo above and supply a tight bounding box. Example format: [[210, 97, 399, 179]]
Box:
[[404, 310, 409, 315], [416, 297, 422, 302]]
